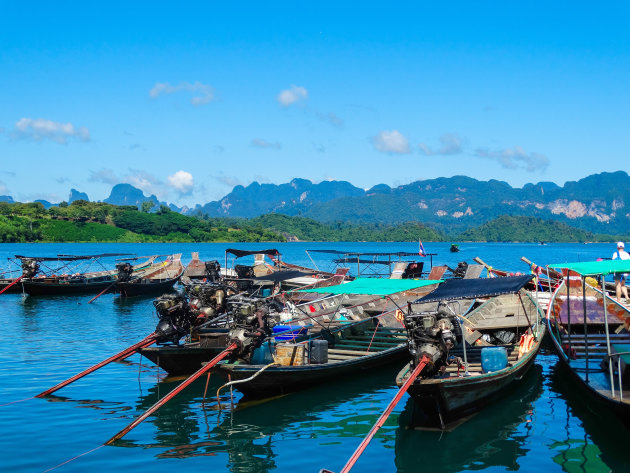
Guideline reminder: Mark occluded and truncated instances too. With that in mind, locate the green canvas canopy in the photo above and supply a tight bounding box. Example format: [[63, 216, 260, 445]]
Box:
[[548, 259, 630, 276], [299, 277, 442, 296]]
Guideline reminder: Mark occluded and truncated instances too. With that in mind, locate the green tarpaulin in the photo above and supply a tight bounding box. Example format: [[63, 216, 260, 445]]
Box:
[[548, 259, 630, 276], [299, 277, 442, 296]]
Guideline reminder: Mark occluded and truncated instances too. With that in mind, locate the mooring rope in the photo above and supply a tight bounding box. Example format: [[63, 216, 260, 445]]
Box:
[[215, 362, 279, 410]]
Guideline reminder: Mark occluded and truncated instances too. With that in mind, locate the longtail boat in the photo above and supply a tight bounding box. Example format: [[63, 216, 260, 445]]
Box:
[[143, 277, 443, 376], [305, 248, 436, 278], [116, 254, 184, 296], [213, 278, 441, 398], [395, 275, 546, 428], [16, 253, 146, 295], [546, 259, 630, 424]]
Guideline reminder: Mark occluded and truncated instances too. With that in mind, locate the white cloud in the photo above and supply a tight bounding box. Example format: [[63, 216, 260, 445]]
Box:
[[149, 81, 214, 105], [475, 146, 549, 172], [125, 169, 164, 197], [419, 133, 465, 156], [372, 130, 410, 154], [88, 168, 167, 198], [0, 180, 8, 195], [12, 118, 90, 144], [251, 138, 282, 150], [277, 85, 308, 106], [167, 170, 194, 195]]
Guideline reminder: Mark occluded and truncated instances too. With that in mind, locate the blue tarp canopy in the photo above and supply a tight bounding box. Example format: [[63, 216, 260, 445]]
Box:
[[414, 275, 534, 303]]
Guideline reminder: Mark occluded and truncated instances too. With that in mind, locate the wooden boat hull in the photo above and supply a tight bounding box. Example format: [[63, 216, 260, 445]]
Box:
[[140, 329, 231, 375], [0, 279, 23, 294], [398, 338, 542, 421], [140, 345, 226, 376], [117, 277, 180, 296], [22, 278, 116, 295], [215, 344, 407, 398]]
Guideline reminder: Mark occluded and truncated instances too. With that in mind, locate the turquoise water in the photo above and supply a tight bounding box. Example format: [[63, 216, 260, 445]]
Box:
[[0, 242, 628, 472]]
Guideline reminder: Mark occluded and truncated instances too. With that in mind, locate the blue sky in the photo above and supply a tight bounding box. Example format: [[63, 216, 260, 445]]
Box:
[[1, 2, 628, 207]]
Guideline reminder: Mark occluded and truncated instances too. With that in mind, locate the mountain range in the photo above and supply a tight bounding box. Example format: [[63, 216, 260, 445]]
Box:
[[3, 171, 629, 235]]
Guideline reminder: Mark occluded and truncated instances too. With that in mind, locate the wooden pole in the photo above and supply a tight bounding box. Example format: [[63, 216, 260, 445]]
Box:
[[0, 275, 23, 295], [87, 281, 118, 304], [334, 355, 430, 473], [106, 342, 237, 445], [36, 334, 157, 397]]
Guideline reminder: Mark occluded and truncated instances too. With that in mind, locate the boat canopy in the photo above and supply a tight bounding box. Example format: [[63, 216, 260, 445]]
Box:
[[299, 277, 441, 296], [414, 274, 534, 304], [548, 259, 630, 276], [307, 249, 433, 257], [251, 270, 314, 283], [225, 249, 280, 258]]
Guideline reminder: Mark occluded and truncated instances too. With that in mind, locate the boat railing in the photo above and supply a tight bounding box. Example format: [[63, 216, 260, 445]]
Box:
[[550, 272, 628, 401]]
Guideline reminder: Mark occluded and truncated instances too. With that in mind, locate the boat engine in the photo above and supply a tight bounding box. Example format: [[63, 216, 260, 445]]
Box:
[[153, 293, 198, 344], [404, 303, 459, 377], [204, 260, 221, 283], [227, 296, 275, 362], [450, 262, 468, 279], [185, 283, 229, 319], [116, 262, 134, 282], [21, 258, 40, 278]]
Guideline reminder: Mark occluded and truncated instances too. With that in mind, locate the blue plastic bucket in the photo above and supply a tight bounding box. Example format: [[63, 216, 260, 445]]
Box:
[[273, 325, 308, 341]]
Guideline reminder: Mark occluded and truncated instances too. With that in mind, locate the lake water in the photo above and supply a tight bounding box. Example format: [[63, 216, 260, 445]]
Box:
[[0, 242, 628, 472]]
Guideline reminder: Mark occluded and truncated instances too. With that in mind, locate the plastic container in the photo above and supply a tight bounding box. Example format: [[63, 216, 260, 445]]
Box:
[[309, 339, 328, 364], [273, 325, 308, 341], [481, 347, 508, 373]]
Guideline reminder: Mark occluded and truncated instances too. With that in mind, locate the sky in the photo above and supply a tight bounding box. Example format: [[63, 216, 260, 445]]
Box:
[[1, 2, 629, 207]]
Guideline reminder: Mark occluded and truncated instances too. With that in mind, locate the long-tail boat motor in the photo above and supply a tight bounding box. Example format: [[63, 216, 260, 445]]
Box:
[[153, 293, 198, 345], [404, 303, 459, 377], [204, 260, 221, 282], [21, 258, 40, 278], [116, 262, 134, 282], [227, 296, 275, 362], [186, 283, 228, 317]]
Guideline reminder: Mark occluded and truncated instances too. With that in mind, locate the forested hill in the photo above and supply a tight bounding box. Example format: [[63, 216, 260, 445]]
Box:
[[456, 216, 598, 242], [190, 171, 630, 235], [0, 201, 619, 243], [0, 201, 443, 243], [3, 171, 629, 235]]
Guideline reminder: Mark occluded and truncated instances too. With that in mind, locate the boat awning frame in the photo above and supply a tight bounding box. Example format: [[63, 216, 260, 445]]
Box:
[[548, 259, 630, 276], [225, 249, 280, 259], [413, 274, 534, 304], [298, 277, 442, 296]]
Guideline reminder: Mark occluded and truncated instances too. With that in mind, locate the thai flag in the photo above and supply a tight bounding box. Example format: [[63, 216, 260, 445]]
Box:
[[418, 240, 426, 257]]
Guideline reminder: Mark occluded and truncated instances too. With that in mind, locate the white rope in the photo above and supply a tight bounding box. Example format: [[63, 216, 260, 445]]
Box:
[[216, 362, 279, 410]]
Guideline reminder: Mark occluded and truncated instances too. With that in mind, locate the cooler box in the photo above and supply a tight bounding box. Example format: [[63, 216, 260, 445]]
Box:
[[274, 343, 305, 366], [273, 325, 308, 341], [309, 339, 328, 364], [481, 347, 508, 373]]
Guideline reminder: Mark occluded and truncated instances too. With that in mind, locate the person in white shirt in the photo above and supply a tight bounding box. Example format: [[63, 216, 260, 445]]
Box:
[[612, 241, 630, 302]]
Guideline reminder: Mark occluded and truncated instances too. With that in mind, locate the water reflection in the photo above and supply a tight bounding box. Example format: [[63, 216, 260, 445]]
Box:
[[118, 366, 401, 472], [394, 365, 543, 472], [549, 363, 630, 472]]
